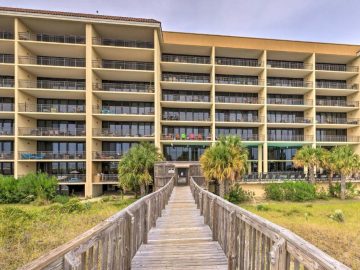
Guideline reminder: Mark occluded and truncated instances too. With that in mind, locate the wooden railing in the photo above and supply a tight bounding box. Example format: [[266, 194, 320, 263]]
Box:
[[189, 177, 350, 270], [20, 177, 175, 270]]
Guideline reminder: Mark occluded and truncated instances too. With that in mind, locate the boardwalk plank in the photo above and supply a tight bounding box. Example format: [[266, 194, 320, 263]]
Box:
[[131, 186, 228, 270]]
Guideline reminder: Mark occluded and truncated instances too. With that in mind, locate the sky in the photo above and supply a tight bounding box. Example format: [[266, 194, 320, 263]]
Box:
[[1, 0, 360, 44]]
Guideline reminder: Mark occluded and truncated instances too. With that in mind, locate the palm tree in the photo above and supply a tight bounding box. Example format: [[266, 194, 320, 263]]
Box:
[[200, 136, 248, 197], [118, 142, 163, 197], [293, 146, 323, 184], [330, 146, 360, 200], [319, 148, 337, 188]]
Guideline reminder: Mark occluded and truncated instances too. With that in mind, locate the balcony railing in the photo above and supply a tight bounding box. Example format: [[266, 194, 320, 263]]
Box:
[[268, 135, 312, 141], [267, 117, 312, 124], [215, 96, 263, 104], [19, 56, 86, 67], [93, 82, 154, 93], [267, 80, 312, 88], [316, 81, 358, 90], [0, 152, 13, 160], [19, 32, 85, 44], [18, 127, 86, 136], [92, 60, 153, 70], [93, 128, 154, 137], [0, 127, 14, 136], [162, 73, 210, 83], [18, 103, 85, 113], [316, 63, 359, 72], [0, 54, 14, 63], [52, 174, 86, 183], [215, 134, 263, 141], [92, 37, 153, 48], [267, 98, 313, 106], [19, 151, 86, 160], [93, 105, 154, 115], [93, 151, 122, 160], [215, 57, 261, 67], [19, 80, 85, 90], [316, 118, 359, 125], [267, 60, 312, 70], [0, 78, 14, 88], [0, 31, 13, 39], [0, 103, 14, 111], [161, 133, 211, 140], [162, 114, 211, 122], [316, 100, 359, 107], [215, 76, 261, 86], [97, 174, 119, 182], [216, 115, 261, 122], [162, 54, 211, 64], [163, 94, 210, 102], [316, 135, 359, 142]]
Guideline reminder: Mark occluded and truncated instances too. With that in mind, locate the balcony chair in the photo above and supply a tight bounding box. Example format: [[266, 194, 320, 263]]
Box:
[[175, 134, 180, 140], [181, 133, 187, 140], [188, 133, 195, 140], [197, 133, 203, 140], [21, 153, 32, 159]]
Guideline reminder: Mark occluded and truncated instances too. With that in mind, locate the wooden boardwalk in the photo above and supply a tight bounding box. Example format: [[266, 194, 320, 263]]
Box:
[[131, 186, 228, 269]]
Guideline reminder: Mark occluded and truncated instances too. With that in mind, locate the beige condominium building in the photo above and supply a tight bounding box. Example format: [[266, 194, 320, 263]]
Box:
[[0, 6, 359, 196]]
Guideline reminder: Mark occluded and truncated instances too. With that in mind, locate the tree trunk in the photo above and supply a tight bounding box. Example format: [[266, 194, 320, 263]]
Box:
[[328, 171, 333, 189], [340, 174, 346, 200], [309, 165, 315, 184], [140, 184, 146, 197], [219, 181, 225, 198]]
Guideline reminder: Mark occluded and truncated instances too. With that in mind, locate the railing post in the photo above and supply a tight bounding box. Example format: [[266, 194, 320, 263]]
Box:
[[126, 210, 135, 265], [143, 200, 149, 244], [270, 238, 287, 270], [228, 211, 236, 270], [212, 197, 218, 241]]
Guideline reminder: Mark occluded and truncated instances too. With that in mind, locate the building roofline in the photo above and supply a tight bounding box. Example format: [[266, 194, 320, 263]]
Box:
[[0, 6, 161, 25], [163, 30, 360, 48]]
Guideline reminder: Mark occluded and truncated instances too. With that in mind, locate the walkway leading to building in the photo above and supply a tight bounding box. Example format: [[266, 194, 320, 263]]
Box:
[[131, 186, 228, 269]]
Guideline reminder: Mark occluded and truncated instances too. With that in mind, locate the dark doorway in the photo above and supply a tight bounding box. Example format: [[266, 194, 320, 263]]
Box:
[[177, 168, 188, 185]]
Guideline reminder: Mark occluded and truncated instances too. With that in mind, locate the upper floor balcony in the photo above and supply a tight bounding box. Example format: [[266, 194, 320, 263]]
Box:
[[51, 174, 86, 183], [0, 152, 13, 160], [315, 63, 358, 73], [316, 99, 359, 108], [267, 60, 312, 70], [215, 113, 262, 124], [268, 134, 313, 142], [18, 103, 85, 114], [316, 80, 358, 90], [19, 56, 86, 67], [0, 77, 14, 88], [19, 151, 86, 160], [162, 93, 210, 103], [215, 57, 261, 67], [161, 132, 211, 141], [18, 127, 86, 137], [93, 128, 154, 138], [162, 72, 210, 83], [92, 37, 153, 48], [0, 103, 14, 112], [19, 32, 86, 44], [267, 116, 312, 124], [0, 31, 13, 40], [267, 97, 313, 106], [316, 118, 359, 125], [215, 75, 260, 86], [92, 151, 123, 160], [267, 78, 312, 88], [19, 79, 86, 91], [0, 127, 14, 136], [93, 105, 155, 121], [162, 110, 211, 125], [93, 82, 154, 93], [316, 135, 360, 143], [93, 60, 153, 70], [215, 95, 262, 104], [162, 54, 210, 64], [0, 54, 14, 64]]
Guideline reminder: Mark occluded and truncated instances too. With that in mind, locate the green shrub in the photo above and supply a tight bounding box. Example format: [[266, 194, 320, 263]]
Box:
[[256, 204, 270, 211], [60, 198, 91, 213], [329, 209, 345, 223], [316, 186, 329, 200], [52, 195, 70, 204], [225, 183, 254, 203], [265, 181, 317, 202], [0, 173, 58, 203], [329, 183, 357, 199]]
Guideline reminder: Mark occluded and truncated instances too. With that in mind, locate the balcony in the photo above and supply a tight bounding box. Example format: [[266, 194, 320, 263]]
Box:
[[163, 94, 210, 103], [162, 54, 210, 64], [267, 117, 312, 124], [19, 80, 85, 90], [19, 56, 86, 67], [215, 75, 260, 86], [0, 78, 14, 88], [0, 127, 14, 136], [215, 134, 263, 141], [93, 37, 153, 48], [161, 133, 211, 141], [316, 63, 358, 73], [216, 115, 261, 123], [93, 82, 154, 93], [52, 174, 86, 183], [18, 127, 86, 137], [267, 98, 313, 107], [0, 152, 13, 160], [316, 100, 359, 107], [316, 81, 358, 90], [216, 57, 261, 67], [162, 73, 210, 83], [19, 151, 86, 160], [267, 60, 311, 70], [0, 31, 13, 40], [19, 103, 85, 113], [93, 60, 153, 70], [268, 135, 312, 141], [316, 118, 359, 125], [0, 103, 14, 112], [93, 128, 154, 139], [19, 32, 85, 44], [94, 174, 118, 183], [216, 96, 262, 104], [316, 135, 359, 142], [93, 105, 154, 122], [0, 54, 14, 63], [93, 151, 122, 160], [267, 79, 312, 88]]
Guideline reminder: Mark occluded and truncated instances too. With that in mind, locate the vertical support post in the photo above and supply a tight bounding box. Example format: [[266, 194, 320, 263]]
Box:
[[143, 200, 149, 244], [228, 211, 236, 270], [212, 198, 218, 241]]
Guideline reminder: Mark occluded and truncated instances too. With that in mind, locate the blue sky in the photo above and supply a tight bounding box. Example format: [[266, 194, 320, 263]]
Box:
[[1, 0, 359, 44]]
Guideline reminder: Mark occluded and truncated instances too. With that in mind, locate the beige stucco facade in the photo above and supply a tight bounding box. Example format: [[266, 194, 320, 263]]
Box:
[[0, 7, 359, 197]]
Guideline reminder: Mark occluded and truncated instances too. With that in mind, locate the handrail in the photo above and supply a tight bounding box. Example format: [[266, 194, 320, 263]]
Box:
[[19, 56, 86, 67], [20, 176, 175, 270], [18, 32, 85, 44], [189, 177, 350, 270]]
